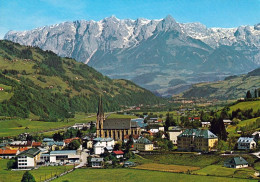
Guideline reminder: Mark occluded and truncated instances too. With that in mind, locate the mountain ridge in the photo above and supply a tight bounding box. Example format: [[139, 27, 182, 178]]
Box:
[[4, 15, 260, 96]]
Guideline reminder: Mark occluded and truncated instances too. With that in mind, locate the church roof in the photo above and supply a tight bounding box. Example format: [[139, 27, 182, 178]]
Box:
[[103, 118, 132, 130]]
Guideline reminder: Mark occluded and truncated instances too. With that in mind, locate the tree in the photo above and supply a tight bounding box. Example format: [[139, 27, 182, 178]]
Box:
[[164, 112, 176, 131], [210, 117, 227, 141], [255, 89, 258, 98], [246, 90, 252, 99], [7, 159, 17, 169], [21, 171, 36, 182], [68, 140, 80, 150]]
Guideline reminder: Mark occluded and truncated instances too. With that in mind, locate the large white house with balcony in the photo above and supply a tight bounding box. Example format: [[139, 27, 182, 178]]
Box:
[[17, 148, 41, 169]]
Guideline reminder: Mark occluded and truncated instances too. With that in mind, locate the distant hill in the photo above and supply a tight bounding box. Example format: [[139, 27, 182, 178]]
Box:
[[179, 69, 260, 100], [0, 40, 161, 120]]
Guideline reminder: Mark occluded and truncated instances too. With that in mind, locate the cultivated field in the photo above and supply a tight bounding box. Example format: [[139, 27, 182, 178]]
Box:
[[53, 168, 257, 182]]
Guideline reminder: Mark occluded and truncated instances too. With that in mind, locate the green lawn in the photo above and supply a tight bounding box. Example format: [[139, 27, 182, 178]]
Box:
[[193, 165, 255, 179], [0, 159, 74, 182], [53, 168, 256, 182], [0, 91, 13, 102], [107, 113, 138, 119]]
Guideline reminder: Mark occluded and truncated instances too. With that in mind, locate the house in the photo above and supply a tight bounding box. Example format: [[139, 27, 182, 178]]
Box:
[[32, 142, 42, 148], [69, 123, 89, 130], [252, 131, 260, 141], [93, 137, 115, 155], [64, 137, 80, 145], [17, 148, 41, 169], [168, 126, 183, 145], [0, 87, 4, 91], [123, 134, 139, 144], [224, 157, 248, 168], [43, 138, 54, 143], [0, 148, 18, 159], [134, 137, 153, 151], [237, 137, 256, 150], [223, 119, 232, 126], [123, 161, 136, 167], [113, 150, 124, 159], [82, 136, 94, 149], [45, 141, 65, 151], [50, 150, 81, 164], [177, 129, 218, 152], [201, 122, 211, 128], [91, 157, 103, 168], [189, 117, 200, 122], [8, 141, 32, 149]]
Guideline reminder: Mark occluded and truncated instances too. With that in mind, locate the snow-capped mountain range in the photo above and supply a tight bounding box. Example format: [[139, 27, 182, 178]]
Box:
[[4, 15, 260, 96]]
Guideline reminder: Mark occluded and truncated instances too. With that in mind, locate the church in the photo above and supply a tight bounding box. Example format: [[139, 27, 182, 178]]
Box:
[[96, 98, 141, 141]]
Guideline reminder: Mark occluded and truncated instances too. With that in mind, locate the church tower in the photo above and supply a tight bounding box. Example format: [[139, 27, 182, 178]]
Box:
[[96, 96, 104, 137]]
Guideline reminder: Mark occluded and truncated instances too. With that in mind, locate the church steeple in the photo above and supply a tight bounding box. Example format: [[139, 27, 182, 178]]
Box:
[[96, 96, 104, 137]]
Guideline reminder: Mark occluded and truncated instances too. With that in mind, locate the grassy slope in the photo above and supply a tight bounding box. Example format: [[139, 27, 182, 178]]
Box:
[[229, 100, 260, 113], [180, 74, 260, 100], [0, 40, 161, 110], [53, 168, 256, 182], [0, 159, 74, 182]]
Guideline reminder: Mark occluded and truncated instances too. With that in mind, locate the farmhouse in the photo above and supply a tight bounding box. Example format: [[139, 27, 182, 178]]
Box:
[[17, 148, 41, 169], [113, 150, 124, 159], [177, 129, 218, 152], [96, 98, 141, 141], [237, 137, 256, 150], [224, 157, 248, 168], [0, 87, 4, 91]]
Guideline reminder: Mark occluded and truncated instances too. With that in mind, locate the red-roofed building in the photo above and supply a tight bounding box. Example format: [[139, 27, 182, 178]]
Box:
[[32, 142, 42, 147], [113, 150, 124, 158], [0, 148, 18, 159], [64, 137, 80, 145], [19, 147, 29, 152], [0, 87, 4, 91]]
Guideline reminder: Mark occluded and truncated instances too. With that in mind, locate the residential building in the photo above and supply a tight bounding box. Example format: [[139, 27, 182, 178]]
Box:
[[82, 136, 94, 149], [50, 150, 81, 164], [91, 158, 103, 168], [8, 141, 32, 150], [44, 141, 65, 151], [113, 150, 124, 159], [93, 137, 114, 154], [201, 122, 211, 128], [237, 137, 256, 150], [64, 137, 80, 146], [123, 134, 139, 144], [96, 98, 141, 141], [223, 119, 232, 126], [252, 131, 260, 141], [177, 129, 218, 152], [224, 157, 248, 168], [134, 137, 153, 151], [17, 148, 41, 169], [168, 126, 183, 145]]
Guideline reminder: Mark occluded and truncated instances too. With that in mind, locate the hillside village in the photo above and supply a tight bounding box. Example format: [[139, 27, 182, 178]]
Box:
[[1, 93, 260, 181]]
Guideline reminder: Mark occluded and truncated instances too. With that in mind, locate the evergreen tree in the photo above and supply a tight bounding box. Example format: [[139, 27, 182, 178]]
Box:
[[21, 171, 36, 182], [210, 117, 227, 141], [246, 90, 252, 99], [255, 89, 258, 98]]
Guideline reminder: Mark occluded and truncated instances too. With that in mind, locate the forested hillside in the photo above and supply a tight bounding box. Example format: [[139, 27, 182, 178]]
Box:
[[179, 69, 260, 100], [0, 40, 161, 121]]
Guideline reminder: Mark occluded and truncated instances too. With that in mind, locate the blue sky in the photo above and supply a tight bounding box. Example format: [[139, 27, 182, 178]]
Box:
[[0, 0, 259, 39]]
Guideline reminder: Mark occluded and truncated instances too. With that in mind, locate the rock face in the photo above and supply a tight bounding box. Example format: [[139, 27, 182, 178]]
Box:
[[4, 15, 260, 96]]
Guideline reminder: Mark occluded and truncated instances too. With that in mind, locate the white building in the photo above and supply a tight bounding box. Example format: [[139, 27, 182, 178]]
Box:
[[50, 150, 81, 164], [168, 126, 183, 145], [17, 148, 41, 169], [237, 137, 256, 150], [91, 158, 103, 168], [93, 137, 115, 155]]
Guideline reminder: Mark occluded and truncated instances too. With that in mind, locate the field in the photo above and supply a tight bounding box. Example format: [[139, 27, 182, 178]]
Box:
[[192, 165, 255, 178], [227, 117, 260, 136], [134, 163, 200, 173], [0, 113, 97, 137], [53, 168, 256, 182], [229, 100, 260, 113], [0, 159, 74, 182]]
